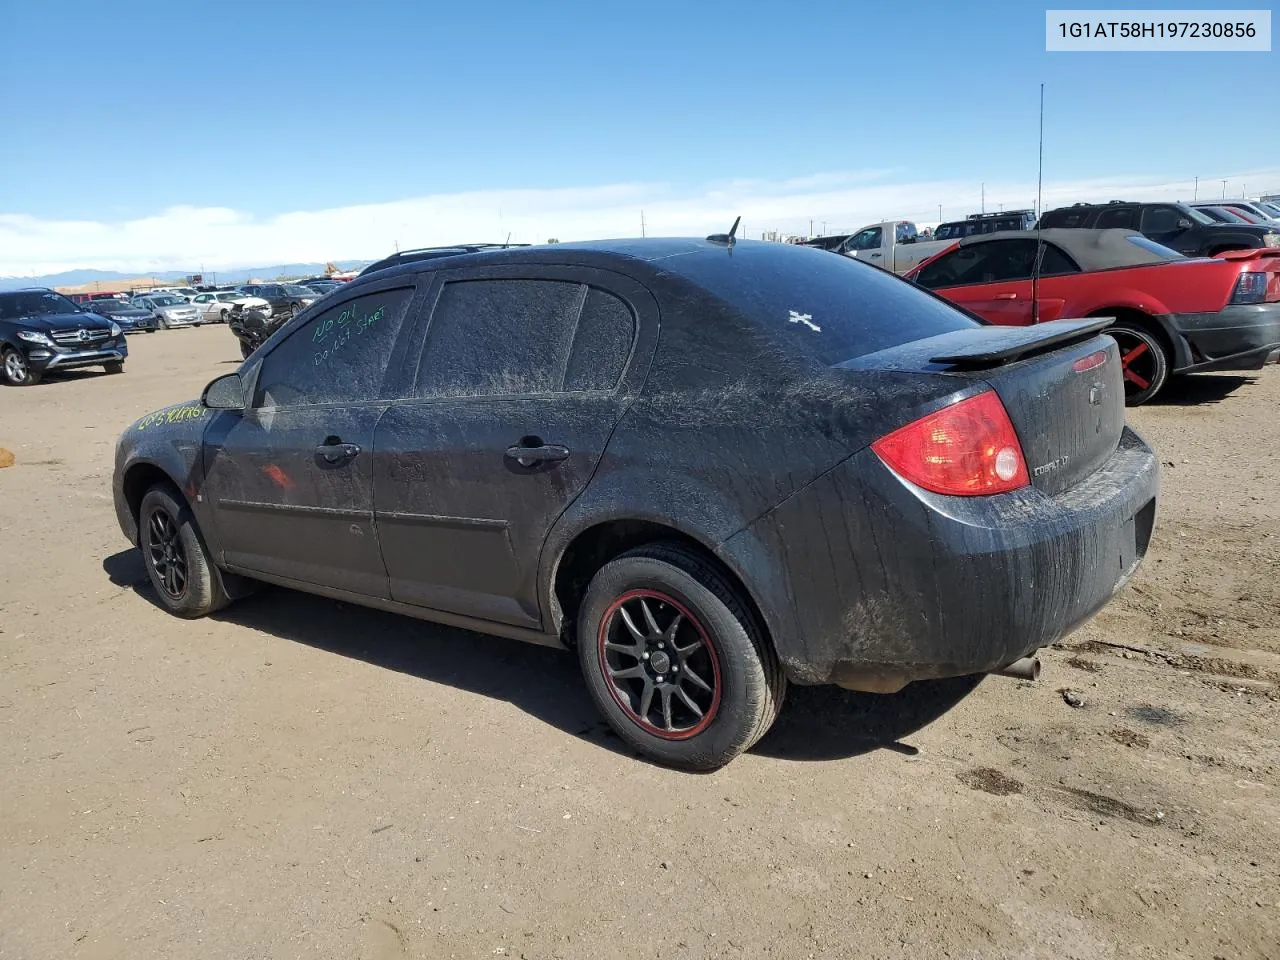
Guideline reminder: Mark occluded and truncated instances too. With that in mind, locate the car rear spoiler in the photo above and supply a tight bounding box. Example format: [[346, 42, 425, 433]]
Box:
[[928, 317, 1114, 368], [1213, 248, 1280, 262]]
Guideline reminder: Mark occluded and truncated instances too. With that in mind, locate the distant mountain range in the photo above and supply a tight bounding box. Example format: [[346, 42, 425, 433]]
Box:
[[0, 262, 372, 291]]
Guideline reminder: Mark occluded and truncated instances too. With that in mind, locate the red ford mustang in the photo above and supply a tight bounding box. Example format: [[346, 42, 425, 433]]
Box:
[[906, 228, 1280, 404]]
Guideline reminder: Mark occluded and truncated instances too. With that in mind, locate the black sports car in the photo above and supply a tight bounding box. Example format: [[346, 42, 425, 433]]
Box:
[[111, 237, 1159, 769]]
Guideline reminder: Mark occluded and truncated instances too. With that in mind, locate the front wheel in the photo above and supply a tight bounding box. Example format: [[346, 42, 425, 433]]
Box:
[[1109, 323, 1170, 405], [2, 347, 40, 385], [577, 543, 785, 771], [138, 484, 232, 618], [104, 360, 124, 375]]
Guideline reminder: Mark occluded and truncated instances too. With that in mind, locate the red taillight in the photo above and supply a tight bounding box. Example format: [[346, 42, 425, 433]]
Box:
[[872, 391, 1029, 496]]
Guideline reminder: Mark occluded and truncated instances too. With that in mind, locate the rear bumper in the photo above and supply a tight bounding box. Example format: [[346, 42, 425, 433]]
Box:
[[1169, 304, 1280, 373], [725, 427, 1159, 690]]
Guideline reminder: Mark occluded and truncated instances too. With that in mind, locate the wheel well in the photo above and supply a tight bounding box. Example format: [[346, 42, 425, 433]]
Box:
[[552, 520, 772, 651], [1088, 307, 1175, 361], [122, 463, 182, 531]]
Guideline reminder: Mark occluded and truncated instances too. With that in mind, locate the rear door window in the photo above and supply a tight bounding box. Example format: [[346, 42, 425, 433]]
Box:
[[415, 279, 585, 398], [1037, 243, 1080, 276], [1096, 207, 1137, 229], [563, 288, 636, 391], [664, 244, 977, 365]]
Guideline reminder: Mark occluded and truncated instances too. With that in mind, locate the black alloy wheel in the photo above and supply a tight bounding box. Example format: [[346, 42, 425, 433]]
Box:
[[146, 507, 188, 600], [598, 590, 721, 739], [578, 543, 785, 770]]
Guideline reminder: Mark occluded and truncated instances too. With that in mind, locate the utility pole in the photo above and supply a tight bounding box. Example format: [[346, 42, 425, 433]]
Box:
[[821, 221, 827, 235], [1221, 180, 1228, 199], [1193, 176, 1198, 201], [1242, 182, 1247, 199], [809, 219, 813, 238], [640, 210, 646, 237], [938, 204, 942, 221], [981, 182, 985, 213]]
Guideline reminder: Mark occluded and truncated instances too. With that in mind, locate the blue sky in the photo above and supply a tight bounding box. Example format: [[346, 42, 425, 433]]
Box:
[[1, 0, 1277, 273]]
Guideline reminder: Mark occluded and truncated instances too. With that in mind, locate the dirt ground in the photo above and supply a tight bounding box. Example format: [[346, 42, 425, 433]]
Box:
[[1, 326, 1277, 960]]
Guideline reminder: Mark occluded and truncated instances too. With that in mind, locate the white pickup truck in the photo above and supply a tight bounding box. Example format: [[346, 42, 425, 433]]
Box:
[[822, 220, 952, 275]]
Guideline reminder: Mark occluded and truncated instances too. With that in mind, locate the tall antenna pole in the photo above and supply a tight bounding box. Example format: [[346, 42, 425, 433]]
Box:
[[1221, 180, 1228, 199], [981, 182, 985, 213], [1193, 176, 1199, 201], [640, 210, 646, 237], [1032, 82, 1045, 325]]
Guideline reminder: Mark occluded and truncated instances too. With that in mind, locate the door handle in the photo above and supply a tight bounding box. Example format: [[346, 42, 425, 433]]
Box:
[[505, 443, 570, 468], [315, 441, 361, 464], [993, 292, 1018, 300], [868, 252, 882, 258]]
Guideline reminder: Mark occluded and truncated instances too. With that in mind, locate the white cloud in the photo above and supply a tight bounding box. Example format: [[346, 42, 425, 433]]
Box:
[[3, 167, 1278, 276]]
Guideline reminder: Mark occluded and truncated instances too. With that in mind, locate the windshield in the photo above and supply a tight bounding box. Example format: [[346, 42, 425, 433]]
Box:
[[149, 295, 184, 306], [1179, 205, 1215, 225], [283, 285, 315, 296], [664, 243, 978, 366], [0, 290, 82, 320], [1209, 207, 1247, 223], [216, 293, 247, 301]]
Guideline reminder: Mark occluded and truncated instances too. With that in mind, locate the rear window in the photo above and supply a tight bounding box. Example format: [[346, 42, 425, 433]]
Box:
[[662, 244, 978, 365], [1126, 236, 1183, 259]]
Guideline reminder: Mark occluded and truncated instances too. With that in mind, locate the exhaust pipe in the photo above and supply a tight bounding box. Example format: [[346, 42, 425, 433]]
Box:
[[992, 656, 1040, 681]]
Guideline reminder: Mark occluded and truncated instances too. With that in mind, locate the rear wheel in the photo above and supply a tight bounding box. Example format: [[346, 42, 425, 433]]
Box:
[[2, 348, 39, 386], [1108, 323, 1169, 406], [577, 543, 785, 770], [139, 484, 232, 618]]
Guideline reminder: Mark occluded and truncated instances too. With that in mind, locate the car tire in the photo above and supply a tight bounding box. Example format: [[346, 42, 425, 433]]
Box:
[[220, 310, 229, 322], [104, 361, 124, 375], [577, 543, 785, 771], [2, 347, 40, 386], [1108, 323, 1169, 406], [240, 341, 254, 360], [138, 484, 233, 618]]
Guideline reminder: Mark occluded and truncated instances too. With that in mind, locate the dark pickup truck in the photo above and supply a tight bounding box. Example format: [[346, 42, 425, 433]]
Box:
[[1039, 202, 1280, 257]]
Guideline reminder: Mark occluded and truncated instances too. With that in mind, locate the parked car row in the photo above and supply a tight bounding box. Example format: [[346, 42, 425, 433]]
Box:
[[794, 199, 1280, 406]]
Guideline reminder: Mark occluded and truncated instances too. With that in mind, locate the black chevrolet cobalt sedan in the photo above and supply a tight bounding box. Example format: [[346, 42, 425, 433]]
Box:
[[113, 238, 1159, 769]]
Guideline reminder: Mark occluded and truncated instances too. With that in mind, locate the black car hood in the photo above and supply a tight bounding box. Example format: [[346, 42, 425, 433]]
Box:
[[1204, 221, 1272, 236], [10, 311, 113, 331]]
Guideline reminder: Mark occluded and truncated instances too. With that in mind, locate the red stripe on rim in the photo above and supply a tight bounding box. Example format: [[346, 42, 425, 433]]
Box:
[[596, 589, 722, 741]]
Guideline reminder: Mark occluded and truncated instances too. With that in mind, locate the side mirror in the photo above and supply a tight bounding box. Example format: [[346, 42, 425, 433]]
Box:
[[202, 372, 245, 411], [1176, 218, 1193, 230]]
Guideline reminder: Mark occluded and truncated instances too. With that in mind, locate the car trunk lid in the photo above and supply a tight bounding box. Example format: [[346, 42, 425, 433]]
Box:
[[841, 319, 1126, 497]]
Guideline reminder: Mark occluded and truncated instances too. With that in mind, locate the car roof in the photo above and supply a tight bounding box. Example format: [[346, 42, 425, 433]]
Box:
[[362, 237, 745, 276], [949, 228, 1183, 271]]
